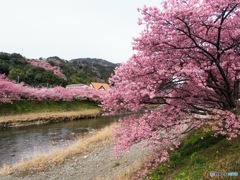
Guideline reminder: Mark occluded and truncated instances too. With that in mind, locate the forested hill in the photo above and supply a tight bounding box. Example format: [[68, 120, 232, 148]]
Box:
[[0, 53, 67, 87], [70, 58, 117, 67], [0, 52, 117, 87], [69, 58, 118, 83], [47, 57, 118, 84]]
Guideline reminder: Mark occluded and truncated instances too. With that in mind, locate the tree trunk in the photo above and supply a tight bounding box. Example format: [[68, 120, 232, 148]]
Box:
[[233, 80, 239, 100]]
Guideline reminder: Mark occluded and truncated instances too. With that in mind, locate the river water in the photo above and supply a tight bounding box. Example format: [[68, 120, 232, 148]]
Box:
[[0, 115, 118, 168]]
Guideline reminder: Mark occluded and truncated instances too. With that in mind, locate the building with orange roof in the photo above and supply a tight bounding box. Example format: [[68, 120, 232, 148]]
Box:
[[90, 82, 110, 91]]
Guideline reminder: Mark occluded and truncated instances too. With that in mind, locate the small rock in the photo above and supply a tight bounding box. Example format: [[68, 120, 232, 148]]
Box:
[[7, 171, 14, 175]]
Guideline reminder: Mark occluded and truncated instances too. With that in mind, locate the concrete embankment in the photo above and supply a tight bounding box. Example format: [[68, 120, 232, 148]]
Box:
[[0, 109, 101, 128]]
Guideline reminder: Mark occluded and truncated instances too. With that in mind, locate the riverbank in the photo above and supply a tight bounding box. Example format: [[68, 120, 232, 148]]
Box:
[[149, 129, 240, 179], [0, 109, 101, 128], [0, 100, 98, 116], [0, 99, 101, 128], [0, 123, 153, 180]]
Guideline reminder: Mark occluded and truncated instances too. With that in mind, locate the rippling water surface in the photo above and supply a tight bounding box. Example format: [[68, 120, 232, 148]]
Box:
[[0, 115, 118, 167]]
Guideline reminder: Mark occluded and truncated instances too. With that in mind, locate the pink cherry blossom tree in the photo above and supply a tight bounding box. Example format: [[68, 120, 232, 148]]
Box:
[[27, 59, 67, 80], [102, 0, 240, 164], [0, 74, 22, 103], [0, 74, 103, 103]]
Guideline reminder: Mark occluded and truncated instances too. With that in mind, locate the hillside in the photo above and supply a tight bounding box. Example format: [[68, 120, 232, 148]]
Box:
[[0, 52, 67, 87], [47, 57, 118, 84], [0, 52, 117, 87], [70, 58, 117, 67], [69, 58, 118, 83]]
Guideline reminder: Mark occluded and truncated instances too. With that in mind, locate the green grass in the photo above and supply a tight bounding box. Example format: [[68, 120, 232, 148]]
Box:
[[0, 100, 99, 115], [149, 129, 240, 180]]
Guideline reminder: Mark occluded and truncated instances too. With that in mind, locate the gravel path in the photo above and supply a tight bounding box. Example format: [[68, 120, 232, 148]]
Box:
[[1, 139, 152, 180]]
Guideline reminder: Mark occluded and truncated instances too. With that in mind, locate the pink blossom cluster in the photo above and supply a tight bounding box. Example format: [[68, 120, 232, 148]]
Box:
[[102, 0, 240, 174], [27, 59, 67, 80], [0, 74, 103, 103]]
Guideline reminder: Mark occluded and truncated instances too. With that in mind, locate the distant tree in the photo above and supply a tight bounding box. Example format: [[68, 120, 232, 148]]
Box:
[[0, 74, 103, 103], [9, 53, 24, 60], [27, 59, 67, 80], [0, 62, 9, 75], [102, 0, 240, 165], [0, 52, 10, 61]]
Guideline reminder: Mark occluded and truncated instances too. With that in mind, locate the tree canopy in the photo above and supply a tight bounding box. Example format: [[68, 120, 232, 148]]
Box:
[[102, 0, 240, 162]]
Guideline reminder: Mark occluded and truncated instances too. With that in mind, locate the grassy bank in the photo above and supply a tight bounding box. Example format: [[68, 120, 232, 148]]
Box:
[[0, 109, 101, 128], [0, 100, 101, 128], [149, 129, 240, 179], [0, 100, 98, 116]]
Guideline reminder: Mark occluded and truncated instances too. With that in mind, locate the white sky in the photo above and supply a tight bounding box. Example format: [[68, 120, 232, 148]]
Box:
[[0, 0, 161, 63]]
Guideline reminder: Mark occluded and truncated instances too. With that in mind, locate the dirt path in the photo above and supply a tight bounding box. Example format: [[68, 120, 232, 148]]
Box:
[[1, 139, 152, 180], [0, 109, 101, 127]]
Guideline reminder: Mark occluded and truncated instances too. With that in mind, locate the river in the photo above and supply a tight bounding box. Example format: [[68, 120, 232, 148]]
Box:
[[0, 115, 118, 168]]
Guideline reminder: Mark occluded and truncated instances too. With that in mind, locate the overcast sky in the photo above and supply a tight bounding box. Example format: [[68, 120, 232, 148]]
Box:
[[0, 0, 161, 63]]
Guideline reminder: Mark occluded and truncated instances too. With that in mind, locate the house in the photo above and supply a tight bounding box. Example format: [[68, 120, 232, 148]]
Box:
[[66, 84, 89, 89], [90, 82, 110, 91]]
